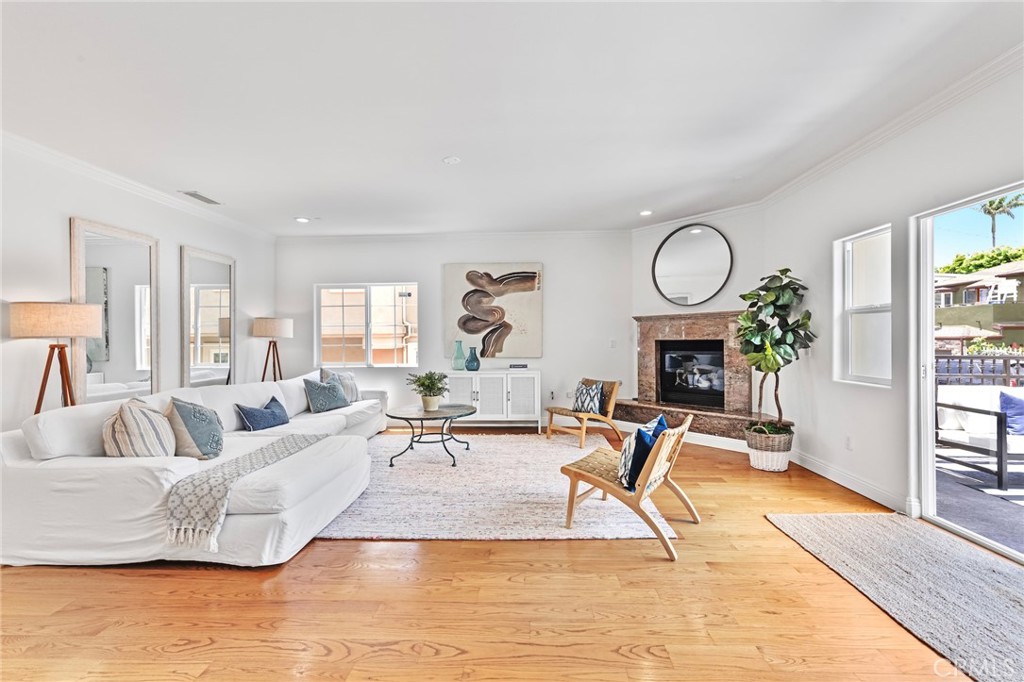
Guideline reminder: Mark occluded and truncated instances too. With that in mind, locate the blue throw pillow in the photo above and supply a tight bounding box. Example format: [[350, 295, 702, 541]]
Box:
[[304, 378, 350, 414], [236, 396, 290, 432], [617, 415, 668, 491], [999, 391, 1024, 435], [164, 397, 224, 459]]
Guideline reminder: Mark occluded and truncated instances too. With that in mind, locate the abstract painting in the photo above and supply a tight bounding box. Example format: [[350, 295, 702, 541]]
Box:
[[443, 263, 543, 358]]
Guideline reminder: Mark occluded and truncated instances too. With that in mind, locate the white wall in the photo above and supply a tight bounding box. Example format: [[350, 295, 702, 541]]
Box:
[[275, 231, 633, 412], [760, 68, 1024, 511], [1, 140, 277, 430]]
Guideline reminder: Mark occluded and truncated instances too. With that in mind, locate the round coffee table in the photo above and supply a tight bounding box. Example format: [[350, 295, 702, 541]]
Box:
[[385, 404, 476, 467]]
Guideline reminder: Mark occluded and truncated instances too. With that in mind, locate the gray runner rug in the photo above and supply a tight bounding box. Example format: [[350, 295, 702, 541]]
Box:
[[767, 513, 1024, 682]]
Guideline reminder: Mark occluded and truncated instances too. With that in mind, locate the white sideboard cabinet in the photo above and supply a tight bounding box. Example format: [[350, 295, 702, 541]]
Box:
[[446, 370, 542, 432]]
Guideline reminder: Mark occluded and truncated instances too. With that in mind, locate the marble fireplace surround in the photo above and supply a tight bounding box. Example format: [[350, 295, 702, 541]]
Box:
[[616, 311, 757, 440]]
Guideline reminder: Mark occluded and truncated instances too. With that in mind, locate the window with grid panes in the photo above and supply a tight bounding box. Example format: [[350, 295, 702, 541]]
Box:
[[315, 284, 418, 367]]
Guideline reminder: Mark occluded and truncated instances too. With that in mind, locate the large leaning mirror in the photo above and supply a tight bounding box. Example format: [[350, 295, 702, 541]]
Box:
[[652, 223, 733, 306], [70, 217, 159, 403], [181, 247, 235, 387]]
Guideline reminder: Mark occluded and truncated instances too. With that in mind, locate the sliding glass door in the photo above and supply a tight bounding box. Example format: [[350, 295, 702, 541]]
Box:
[[917, 182, 1024, 563]]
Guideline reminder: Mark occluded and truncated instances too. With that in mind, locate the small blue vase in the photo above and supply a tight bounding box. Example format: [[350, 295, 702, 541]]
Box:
[[465, 347, 480, 371], [452, 340, 466, 371]]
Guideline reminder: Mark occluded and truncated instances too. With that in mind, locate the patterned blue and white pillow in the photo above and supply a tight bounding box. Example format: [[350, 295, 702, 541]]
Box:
[[618, 415, 668, 491], [304, 378, 350, 414], [103, 399, 176, 458], [236, 396, 291, 431], [165, 397, 224, 459], [320, 368, 361, 403], [572, 381, 603, 414]]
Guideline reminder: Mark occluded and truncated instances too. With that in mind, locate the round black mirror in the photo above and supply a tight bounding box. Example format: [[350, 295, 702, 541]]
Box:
[[652, 223, 732, 306]]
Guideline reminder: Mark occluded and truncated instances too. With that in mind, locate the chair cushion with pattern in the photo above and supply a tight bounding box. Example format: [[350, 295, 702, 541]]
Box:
[[572, 381, 603, 414]]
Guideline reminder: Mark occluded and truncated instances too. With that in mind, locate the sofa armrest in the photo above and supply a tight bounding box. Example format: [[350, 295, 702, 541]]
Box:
[[361, 389, 388, 416]]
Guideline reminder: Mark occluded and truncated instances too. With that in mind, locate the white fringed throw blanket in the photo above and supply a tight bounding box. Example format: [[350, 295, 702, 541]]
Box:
[[166, 433, 328, 552]]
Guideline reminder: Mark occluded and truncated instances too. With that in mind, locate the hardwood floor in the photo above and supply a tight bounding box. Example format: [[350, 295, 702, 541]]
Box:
[[1, 432, 947, 681]]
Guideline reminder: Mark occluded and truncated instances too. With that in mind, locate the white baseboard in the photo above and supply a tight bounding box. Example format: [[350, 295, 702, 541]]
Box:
[[685, 431, 747, 453], [905, 496, 923, 518], [790, 449, 905, 512]]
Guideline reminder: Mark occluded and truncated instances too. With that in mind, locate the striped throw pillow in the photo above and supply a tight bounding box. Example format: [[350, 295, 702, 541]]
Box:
[[103, 399, 175, 458]]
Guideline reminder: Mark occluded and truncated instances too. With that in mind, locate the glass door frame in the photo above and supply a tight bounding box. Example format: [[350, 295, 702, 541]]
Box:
[[912, 180, 1024, 565]]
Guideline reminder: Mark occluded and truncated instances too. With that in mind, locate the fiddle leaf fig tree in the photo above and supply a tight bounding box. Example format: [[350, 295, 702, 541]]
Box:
[[737, 268, 816, 429]]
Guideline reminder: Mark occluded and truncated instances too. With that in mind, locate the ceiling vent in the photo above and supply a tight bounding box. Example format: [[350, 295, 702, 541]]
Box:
[[179, 190, 221, 205]]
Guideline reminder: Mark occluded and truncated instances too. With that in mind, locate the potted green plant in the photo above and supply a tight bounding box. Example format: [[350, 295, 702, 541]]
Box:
[[736, 268, 816, 471], [406, 371, 448, 411]]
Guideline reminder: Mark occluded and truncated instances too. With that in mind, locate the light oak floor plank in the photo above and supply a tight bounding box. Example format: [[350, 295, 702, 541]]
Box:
[[1, 431, 952, 680]]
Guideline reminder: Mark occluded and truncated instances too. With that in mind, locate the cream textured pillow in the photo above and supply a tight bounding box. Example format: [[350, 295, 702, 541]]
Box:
[[103, 399, 175, 458]]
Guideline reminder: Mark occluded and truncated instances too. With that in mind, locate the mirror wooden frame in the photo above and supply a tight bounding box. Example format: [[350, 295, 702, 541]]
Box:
[[180, 246, 236, 387], [69, 217, 160, 401], [651, 223, 733, 306]]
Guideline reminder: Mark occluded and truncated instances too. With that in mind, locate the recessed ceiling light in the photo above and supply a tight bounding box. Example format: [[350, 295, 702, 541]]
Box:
[[689, 228, 703, 234], [294, 217, 311, 224], [442, 156, 461, 165], [639, 210, 653, 217]]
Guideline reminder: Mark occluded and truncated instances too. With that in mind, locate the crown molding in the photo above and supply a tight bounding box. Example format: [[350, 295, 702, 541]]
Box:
[[1, 131, 273, 242], [628, 200, 765, 236], [761, 43, 1024, 207]]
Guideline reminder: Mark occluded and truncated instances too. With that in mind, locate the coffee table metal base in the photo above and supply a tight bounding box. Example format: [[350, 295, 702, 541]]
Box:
[[390, 417, 470, 467]]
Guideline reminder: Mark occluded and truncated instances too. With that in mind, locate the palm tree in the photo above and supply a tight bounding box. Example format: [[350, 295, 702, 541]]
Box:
[[978, 193, 1024, 248]]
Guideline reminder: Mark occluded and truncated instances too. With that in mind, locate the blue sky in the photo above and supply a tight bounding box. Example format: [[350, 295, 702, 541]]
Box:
[[934, 198, 1024, 268]]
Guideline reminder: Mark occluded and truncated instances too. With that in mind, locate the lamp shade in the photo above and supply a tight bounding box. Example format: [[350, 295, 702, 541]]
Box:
[[252, 317, 293, 339], [10, 302, 103, 339], [218, 317, 232, 339]]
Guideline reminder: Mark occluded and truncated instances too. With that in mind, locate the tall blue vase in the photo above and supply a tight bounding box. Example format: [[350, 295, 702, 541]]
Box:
[[465, 347, 480, 371], [452, 340, 466, 371]]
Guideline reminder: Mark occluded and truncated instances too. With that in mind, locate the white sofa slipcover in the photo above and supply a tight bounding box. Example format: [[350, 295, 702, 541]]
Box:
[[1, 373, 387, 566]]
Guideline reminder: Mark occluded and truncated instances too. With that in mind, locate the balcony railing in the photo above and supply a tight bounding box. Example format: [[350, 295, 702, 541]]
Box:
[[935, 355, 1024, 385]]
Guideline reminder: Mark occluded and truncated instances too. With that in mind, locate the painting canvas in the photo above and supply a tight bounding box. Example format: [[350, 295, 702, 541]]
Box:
[[85, 266, 110, 362], [443, 263, 543, 358]]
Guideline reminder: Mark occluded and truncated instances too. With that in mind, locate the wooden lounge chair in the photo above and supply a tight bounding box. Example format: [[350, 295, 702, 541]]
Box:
[[546, 378, 624, 448], [559, 416, 700, 561]]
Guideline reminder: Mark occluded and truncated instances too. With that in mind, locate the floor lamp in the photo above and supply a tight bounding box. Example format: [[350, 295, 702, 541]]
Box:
[[253, 317, 293, 381], [9, 302, 103, 414]]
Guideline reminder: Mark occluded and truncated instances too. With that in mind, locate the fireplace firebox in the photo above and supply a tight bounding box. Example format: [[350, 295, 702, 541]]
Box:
[[657, 339, 725, 409]]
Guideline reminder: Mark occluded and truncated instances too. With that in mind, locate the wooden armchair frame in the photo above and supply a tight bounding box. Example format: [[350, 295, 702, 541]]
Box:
[[546, 378, 624, 448], [559, 415, 700, 561]]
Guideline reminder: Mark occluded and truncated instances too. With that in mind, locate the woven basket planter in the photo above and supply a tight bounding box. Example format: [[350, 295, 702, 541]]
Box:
[[744, 427, 793, 472]]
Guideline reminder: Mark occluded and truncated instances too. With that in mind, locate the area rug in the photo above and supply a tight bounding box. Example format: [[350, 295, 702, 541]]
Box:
[[317, 433, 678, 541], [767, 513, 1024, 682]]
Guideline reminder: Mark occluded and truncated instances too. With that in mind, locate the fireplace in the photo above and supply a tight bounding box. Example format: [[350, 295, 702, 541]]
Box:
[[657, 339, 726, 409]]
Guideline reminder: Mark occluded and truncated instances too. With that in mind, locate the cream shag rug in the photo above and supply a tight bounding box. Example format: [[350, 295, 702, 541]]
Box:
[[767, 513, 1024, 682], [317, 433, 677, 541]]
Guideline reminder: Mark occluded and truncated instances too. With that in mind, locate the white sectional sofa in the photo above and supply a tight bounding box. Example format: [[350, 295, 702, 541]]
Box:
[[0, 371, 387, 566], [935, 383, 1024, 490]]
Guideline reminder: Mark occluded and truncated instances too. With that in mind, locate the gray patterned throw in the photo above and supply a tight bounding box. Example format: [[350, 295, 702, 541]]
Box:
[[166, 433, 329, 552]]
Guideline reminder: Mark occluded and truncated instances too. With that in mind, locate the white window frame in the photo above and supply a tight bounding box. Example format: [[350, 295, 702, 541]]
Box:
[[188, 284, 231, 368], [134, 284, 151, 371], [935, 292, 953, 308], [833, 224, 892, 387], [314, 283, 419, 368]]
